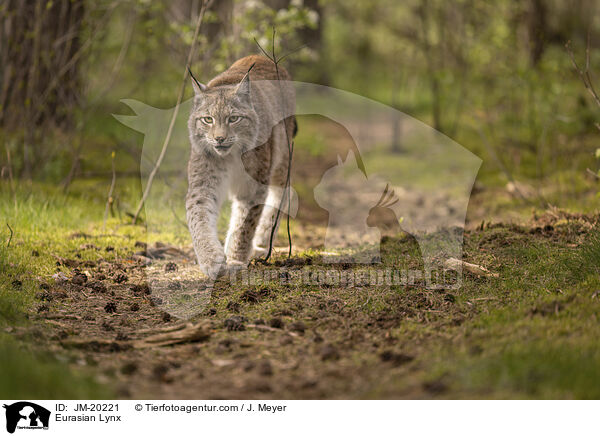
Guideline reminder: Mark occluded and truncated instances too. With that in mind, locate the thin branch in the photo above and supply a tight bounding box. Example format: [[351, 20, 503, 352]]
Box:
[[131, 0, 214, 224], [254, 27, 299, 260], [6, 223, 13, 248], [4, 144, 16, 208], [103, 151, 117, 232], [586, 168, 600, 180], [566, 38, 600, 109]]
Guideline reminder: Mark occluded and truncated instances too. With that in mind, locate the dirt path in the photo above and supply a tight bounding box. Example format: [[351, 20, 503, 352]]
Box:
[[19, 233, 466, 399]]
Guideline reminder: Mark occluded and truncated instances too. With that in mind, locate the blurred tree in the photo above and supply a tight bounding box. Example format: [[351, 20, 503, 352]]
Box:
[[0, 0, 85, 176]]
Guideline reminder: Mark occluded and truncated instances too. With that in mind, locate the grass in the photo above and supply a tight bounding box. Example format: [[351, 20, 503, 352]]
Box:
[[0, 180, 148, 399]]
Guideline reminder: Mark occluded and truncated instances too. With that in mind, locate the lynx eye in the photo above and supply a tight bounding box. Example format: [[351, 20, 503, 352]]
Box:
[[227, 115, 241, 124], [200, 116, 214, 125]]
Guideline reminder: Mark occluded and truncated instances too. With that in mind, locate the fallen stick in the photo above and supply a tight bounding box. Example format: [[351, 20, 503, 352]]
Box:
[[444, 258, 499, 278], [133, 322, 211, 348]]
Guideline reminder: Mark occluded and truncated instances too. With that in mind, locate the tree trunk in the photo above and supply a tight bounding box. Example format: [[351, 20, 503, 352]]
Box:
[[0, 0, 84, 176]]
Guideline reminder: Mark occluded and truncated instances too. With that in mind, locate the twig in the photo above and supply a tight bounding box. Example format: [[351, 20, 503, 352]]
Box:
[[4, 144, 16, 207], [566, 36, 600, 109], [254, 27, 299, 260], [6, 223, 13, 248], [131, 0, 214, 224], [586, 168, 600, 179], [103, 151, 117, 231]]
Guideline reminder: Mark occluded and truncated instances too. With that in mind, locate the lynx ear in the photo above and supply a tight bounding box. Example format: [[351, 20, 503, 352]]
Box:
[[235, 63, 255, 99], [188, 67, 206, 95]]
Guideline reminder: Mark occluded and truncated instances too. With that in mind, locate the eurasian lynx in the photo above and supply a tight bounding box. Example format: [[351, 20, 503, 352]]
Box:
[[186, 55, 296, 279]]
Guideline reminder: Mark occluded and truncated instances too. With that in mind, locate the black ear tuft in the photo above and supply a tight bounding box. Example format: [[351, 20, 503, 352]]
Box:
[[235, 63, 255, 98], [188, 67, 206, 94]]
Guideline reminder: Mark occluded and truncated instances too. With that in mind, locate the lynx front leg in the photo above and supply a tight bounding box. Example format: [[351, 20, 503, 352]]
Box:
[[225, 193, 267, 268], [186, 161, 228, 279]]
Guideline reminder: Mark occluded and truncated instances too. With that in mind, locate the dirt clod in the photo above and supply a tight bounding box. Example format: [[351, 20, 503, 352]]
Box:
[[130, 303, 140, 312], [87, 281, 107, 293], [257, 360, 273, 376], [130, 283, 151, 295], [226, 301, 240, 312], [288, 321, 306, 334], [269, 317, 284, 329], [104, 302, 117, 313], [121, 362, 138, 375], [71, 273, 87, 286], [379, 350, 414, 366], [444, 294, 456, 303], [319, 344, 340, 361], [113, 273, 128, 284], [423, 379, 448, 395], [164, 262, 178, 272], [224, 316, 247, 331]]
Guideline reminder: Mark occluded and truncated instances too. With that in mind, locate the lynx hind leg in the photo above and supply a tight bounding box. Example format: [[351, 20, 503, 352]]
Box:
[[252, 184, 299, 258], [253, 186, 285, 258]]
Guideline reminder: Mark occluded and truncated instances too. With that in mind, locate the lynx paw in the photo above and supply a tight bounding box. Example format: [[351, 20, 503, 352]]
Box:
[[252, 245, 269, 259], [222, 260, 247, 277]]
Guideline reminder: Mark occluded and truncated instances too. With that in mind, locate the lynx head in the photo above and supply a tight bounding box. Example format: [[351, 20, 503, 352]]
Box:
[[188, 68, 258, 157]]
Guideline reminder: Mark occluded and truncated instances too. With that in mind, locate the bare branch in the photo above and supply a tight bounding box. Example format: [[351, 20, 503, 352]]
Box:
[[254, 27, 302, 260], [566, 38, 600, 109]]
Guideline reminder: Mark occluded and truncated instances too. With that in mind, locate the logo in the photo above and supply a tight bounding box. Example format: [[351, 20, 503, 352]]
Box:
[[3, 402, 50, 434]]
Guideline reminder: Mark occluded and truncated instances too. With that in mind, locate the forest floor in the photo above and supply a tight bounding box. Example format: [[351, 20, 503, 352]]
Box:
[[2, 192, 600, 399], [2, 119, 600, 399]]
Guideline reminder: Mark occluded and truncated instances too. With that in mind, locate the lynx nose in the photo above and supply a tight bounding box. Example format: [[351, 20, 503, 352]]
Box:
[[215, 136, 226, 144]]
